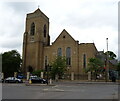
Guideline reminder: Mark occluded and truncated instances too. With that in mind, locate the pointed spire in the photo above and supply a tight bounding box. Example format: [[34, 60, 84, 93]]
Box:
[[34, 8, 41, 13], [38, 5, 39, 8], [62, 29, 68, 33]]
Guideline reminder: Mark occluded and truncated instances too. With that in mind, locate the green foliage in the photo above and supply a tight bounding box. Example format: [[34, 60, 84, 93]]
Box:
[[50, 56, 67, 79], [32, 69, 44, 77], [105, 51, 116, 60], [117, 62, 120, 75], [117, 62, 120, 70], [84, 58, 104, 80], [85, 58, 104, 73], [2, 50, 22, 77]]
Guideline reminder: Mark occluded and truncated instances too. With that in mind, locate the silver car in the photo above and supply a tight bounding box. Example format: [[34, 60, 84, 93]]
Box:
[[5, 77, 23, 83]]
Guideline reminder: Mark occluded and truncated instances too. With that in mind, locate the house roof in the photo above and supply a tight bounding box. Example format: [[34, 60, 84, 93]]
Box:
[[109, 59, 118, 65], [52, 29, 76, 44]]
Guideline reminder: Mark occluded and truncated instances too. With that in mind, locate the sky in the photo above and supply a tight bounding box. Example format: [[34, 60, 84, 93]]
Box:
[[0, 0, 119, 59]]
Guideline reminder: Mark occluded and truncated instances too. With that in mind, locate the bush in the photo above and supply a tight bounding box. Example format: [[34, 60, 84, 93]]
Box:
[[32, 70, 44, 77]]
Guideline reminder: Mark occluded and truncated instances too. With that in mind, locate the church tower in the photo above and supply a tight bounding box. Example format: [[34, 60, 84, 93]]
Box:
[[22, 8, 50, 73]]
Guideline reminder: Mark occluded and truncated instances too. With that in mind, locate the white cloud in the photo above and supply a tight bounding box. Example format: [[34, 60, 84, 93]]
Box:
[[0, 0, 119, 59]]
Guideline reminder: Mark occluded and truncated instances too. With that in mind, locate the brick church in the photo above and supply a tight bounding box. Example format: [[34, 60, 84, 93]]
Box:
[[22, 8, 98, 78]]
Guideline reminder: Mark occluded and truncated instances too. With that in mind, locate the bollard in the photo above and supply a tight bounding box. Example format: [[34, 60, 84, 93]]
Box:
[[71, 72, 74, 80], [27, 72, 30, 80], [88, 72, 91, 81], [29, 79, 32, 84], [1, 73, 4, 80], [14, 72, 17, 78], [41, 72, 44, 78], [49, 79, 52, 84]]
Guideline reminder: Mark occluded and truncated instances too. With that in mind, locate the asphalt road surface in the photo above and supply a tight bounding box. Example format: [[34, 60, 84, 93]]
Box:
[[2, 82, 119, 99]]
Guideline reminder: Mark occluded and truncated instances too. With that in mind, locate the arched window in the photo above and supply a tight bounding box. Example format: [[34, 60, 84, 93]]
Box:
[[45, 56, 47, 71], [57, 48, 62, 56], [30, 22, 35, 35], [44, 24, 47, 37], [66, 47, 71, 65], [83, 54, 86, 68]]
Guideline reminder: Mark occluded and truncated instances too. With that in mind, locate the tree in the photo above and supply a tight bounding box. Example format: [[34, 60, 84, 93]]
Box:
[[104, 51, 118, 71], [105, 51, 116, 60], [117, 62, 120, 76], [85, 58, 104, 80], [50, 56, 67, 79], [32, 69, 44, 77], [2, 50, 22, 78]]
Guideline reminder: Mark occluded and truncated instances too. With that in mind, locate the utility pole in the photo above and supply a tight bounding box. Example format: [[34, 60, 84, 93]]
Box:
[[47, 64, 49, 85], [106, 38, 109, 82]]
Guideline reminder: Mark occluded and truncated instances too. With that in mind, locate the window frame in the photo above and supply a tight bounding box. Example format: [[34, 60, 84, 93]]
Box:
[[44, 24, 47, 38], [30, 22, 35, 36], [66, 47, 71, 66], [57, 48, 62, 57], [83, 54, 86, 68]]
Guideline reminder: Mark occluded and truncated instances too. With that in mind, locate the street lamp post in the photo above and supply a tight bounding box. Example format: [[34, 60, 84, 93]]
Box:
[[106, 38, 109, 82], [47, 64, 49, 85], [45, 64, 49, 85]]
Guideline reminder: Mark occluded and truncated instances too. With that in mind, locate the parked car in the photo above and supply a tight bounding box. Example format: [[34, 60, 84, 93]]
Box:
[[17, 74, 25, 79], [30, 76, 48, 84], [5, 77, 23, 83], [30, 75, 37, 78]]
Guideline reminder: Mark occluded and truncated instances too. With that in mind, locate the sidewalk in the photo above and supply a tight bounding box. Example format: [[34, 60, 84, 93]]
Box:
[[25, 83, 56, 86], [52, 79, 120, 85], [24, 79, 120, 86]]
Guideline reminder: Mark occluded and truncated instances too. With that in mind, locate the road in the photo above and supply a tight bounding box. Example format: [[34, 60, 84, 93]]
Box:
[[2, 82, 119, 100]]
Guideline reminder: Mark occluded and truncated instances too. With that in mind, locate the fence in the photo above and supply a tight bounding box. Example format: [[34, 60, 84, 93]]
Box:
[[63, 73, 106, 80]]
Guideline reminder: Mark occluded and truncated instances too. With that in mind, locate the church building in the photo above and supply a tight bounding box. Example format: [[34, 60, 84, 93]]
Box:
[[22, 8, 98, 79]]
